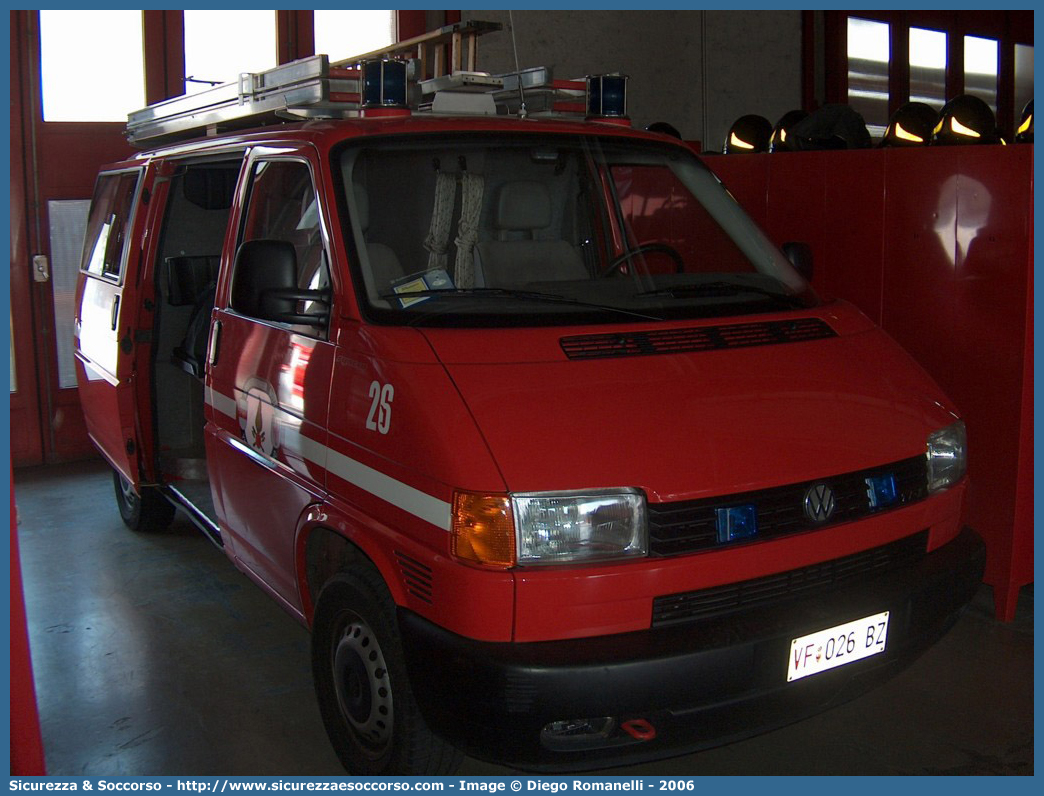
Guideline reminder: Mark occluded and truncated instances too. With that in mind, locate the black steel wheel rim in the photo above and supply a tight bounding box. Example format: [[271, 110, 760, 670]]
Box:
[[331, 611, 394, 756]]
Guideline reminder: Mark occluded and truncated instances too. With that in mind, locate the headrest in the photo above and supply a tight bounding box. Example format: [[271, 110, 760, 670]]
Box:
[[495, 181, 551, 231]]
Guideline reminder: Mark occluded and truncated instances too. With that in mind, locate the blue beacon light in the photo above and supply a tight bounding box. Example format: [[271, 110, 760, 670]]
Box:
[[361, 58, 408, 112], [586, 74, 629, 120], [866, 474, 899, 510], [716, 505, 758, 543]]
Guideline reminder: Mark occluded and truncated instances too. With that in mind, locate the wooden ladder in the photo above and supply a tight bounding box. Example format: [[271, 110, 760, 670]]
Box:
[[332, 19, 502, 80]]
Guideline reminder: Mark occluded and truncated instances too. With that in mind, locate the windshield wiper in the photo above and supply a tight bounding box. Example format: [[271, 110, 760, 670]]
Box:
[[379, 287, 662, 321], [635, 281, 808, 308]]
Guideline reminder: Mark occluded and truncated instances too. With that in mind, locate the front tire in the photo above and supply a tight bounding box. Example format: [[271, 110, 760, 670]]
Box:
[[113, 470, 176, 532], [311, 564, 462, 775]]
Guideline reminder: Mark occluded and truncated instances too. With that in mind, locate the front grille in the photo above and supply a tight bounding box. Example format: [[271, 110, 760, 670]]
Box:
[[651, 530, 929, 627], [560, 318, 836, 360], [649, 455, 928, 557]]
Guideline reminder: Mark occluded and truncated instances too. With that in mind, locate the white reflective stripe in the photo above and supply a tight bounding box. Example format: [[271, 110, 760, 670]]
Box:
[[207, 387, 451, 532], [321, 445, 452, 532], [298, 434, 328, 473], [206, 386, 238, 419]]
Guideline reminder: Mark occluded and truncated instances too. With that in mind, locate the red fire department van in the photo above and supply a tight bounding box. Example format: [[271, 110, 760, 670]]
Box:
[[74, 54, 984, 774]]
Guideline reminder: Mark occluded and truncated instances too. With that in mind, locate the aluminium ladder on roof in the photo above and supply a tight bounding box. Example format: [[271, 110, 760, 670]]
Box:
[[126, 63, 589, 148], [125, 55, 367, 147], [124, 21, 590, 148], [125, 19, 505, 147]]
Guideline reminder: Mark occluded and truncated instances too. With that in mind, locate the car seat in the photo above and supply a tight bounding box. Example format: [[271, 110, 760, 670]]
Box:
[[473, 181, 586, 287], [354, 187, 405, 294]]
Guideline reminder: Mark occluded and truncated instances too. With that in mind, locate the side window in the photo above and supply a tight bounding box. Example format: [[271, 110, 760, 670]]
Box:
[[233, 160, 331, 332], [81, 171, 140, 279]]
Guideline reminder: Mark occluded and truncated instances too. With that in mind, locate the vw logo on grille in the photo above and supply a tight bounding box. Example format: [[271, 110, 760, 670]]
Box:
[[804, 484, 836, 523]]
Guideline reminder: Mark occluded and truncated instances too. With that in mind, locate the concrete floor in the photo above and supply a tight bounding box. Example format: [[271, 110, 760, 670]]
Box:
[[13, 460, 1034, 776]]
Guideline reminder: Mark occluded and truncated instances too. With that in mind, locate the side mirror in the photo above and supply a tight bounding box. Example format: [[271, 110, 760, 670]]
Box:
[[782, 241, 814, 283], [231, 239, 329, 327]]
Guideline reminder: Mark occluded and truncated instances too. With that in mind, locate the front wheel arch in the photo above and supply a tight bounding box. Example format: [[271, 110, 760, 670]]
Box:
[[299, 521, 406, 627]]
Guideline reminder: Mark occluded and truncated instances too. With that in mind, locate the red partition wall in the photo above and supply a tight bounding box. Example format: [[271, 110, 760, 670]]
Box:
[[707, 145, 1033, 620], [10, 473, 47, 774]]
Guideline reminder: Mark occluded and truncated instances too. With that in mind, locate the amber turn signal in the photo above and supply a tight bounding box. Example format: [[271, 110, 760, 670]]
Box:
[[452, 492, 516, 568]]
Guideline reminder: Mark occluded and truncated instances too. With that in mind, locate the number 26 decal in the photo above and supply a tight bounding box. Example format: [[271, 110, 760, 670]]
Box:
[[365, 380, 394, 434]]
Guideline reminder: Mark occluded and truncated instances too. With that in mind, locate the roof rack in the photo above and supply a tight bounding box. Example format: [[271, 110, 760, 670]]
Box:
[[124, 20, 611, 148], [418, 68, 588, 117]]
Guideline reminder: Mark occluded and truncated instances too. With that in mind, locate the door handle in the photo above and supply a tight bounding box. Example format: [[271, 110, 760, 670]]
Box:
[[207, 319, 221, 366], [111, 295, 120, 331]]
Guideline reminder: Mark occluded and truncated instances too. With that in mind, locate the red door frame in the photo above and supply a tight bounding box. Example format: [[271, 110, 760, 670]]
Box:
[[9, 14, 45, 466]]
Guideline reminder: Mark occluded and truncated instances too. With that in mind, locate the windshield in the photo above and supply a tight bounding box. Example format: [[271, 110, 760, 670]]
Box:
[[337, 133, 818, 327]]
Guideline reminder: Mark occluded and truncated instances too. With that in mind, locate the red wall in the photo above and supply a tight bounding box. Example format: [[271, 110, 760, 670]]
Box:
[[10, 474, 47, 774], [707, 145, 1033, 620]]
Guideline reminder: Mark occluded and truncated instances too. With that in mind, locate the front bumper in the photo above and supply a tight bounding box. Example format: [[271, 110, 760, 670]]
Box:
[[399, 526, 985, 771]]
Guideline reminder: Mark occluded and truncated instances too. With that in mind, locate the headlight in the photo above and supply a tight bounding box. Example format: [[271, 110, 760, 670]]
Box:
[[514, 489, 647, 565], [452, 488, 648, 568], [927, 421, 967, 492]]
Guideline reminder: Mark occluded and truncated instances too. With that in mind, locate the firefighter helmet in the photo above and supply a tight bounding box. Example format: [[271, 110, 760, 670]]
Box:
[[932, 94, 1001, 145], [722, 115, 772, 154], [1016, 99, 1033, 144], [787, 104, 872, 150], [646, 121, 682, 139], [770, 110, 810, 152], [879, 102, 938, 147]]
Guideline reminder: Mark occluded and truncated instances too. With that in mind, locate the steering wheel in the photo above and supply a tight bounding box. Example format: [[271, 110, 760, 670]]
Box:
[[599, 242, 685, 277]]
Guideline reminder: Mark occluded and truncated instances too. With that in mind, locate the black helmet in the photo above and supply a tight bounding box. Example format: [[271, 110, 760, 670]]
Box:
[[879, 102, 938, 147], [933, 94, 1001, 145], [770, 110, 809, 152], [723, 115, 772, 153], [786, 104, 872, 150], [645, 121, 682, 139], [1016, 99, 1033, 144]]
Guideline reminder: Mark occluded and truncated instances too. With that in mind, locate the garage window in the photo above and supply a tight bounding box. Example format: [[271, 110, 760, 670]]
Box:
[[964, 35, 999, 113], [183, 10, 278, 93], [314, 10, 395, 62], [39, 10, 145, 121], [847, 17, 891, 137], [910, 27, 947, 110]]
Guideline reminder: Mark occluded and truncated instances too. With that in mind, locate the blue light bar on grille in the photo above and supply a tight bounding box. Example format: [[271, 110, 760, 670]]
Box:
[[866, 473, 899, 509], [361, 59, 407, 108], [715, 504, 758, 543], [586, 74, 629, 118]]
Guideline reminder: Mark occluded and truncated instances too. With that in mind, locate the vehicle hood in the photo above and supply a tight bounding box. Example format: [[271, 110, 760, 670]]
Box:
[[422, 305, 958, 501]]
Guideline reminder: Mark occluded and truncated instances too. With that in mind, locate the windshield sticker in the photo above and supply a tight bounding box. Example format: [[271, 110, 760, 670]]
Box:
[[392, 268, 453, 307]]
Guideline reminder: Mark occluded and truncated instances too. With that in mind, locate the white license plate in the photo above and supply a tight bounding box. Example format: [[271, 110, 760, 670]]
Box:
[[787, 611, 889, 682]]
